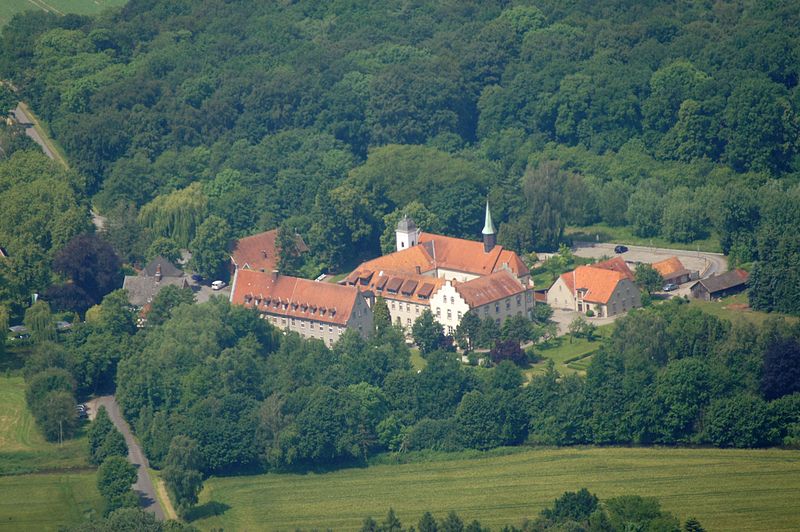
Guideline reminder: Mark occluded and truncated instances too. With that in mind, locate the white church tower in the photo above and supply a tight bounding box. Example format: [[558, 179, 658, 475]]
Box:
[[396, 215, 419, 251]]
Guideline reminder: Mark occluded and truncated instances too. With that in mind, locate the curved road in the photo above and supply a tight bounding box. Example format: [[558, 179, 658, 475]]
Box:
[[572, 241, 727, 278], [89, 396, 165, 521]]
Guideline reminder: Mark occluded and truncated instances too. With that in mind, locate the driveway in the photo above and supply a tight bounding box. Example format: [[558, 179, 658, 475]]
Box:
[[86, 396, 165, 521], [550, 308, 618, 335], [572, 242, 727, 278]]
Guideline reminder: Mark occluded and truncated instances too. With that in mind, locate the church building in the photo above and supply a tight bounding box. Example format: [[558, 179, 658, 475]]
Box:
[[342, 203, 534, 334]]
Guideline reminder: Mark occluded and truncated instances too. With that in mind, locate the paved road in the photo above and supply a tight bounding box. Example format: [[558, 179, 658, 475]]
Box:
[[88, 396, 165, 521], [12, 104, 56, 160], [572, 241, 727, 278]]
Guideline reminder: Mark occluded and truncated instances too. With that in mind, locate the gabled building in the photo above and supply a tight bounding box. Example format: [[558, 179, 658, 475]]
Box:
[[547, 264, 641, 317], [122, 257, 189, 308], [432, 270, 533, 335], [230, 269, 373, 344], [344, 203, 534, 334], [229, 229, 308, 273], [360, 203, 530, 284], [591, 256, 635, 281], [690, 269, 748, 301], [652, 256, 695, 285], [342, 269, 445, 333]]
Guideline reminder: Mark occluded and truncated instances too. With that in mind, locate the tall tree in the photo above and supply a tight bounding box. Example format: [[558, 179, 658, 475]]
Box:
[[189, 215, 231, 280], [412, 310, 446, 356], [53, 233, 122, 307], [162, 435, 204, 517], [24, 300, 57, 343]]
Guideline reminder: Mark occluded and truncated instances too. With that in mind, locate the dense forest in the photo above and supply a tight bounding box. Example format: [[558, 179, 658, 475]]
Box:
[[1, 0, 799, 318], [19, 293, 791, 477]]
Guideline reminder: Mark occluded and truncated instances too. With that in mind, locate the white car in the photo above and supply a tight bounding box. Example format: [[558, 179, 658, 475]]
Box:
[[211, 280, 227, 290]]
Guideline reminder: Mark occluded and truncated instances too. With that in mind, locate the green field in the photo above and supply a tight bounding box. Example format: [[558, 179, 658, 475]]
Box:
[[0, 376, 89, 475], [0, 0, 127, 29], [192, 447, 800, 531], [0, 472, 103, 531], [0, 376, 101, 531]]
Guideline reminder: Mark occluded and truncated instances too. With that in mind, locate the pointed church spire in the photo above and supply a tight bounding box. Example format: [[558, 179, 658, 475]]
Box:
[[482, 202, 496, 235], [482, 201, 496, 253]]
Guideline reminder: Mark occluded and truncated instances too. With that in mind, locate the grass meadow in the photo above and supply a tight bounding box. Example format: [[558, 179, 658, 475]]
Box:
[[0, 0, 126, 29], [0, 376, 89, 475], [0, 376, 101, 530], [0, 472, 102, 531], [191, 446, 800, 531]]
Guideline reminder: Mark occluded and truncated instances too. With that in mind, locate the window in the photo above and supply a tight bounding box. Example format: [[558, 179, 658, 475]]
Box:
[[436, 307, 441, 317], [457, 311, 462, 320], [310, 322, 314, 330], [328, 325, 333, 332], [415, 306, 419, 314], [300, 321, 305, 328], [506, 300, 511, 310], [450, 296, 454, 304], [447, 309, 452, 319], [516, 295, 521, 306], [495, 304, 500, 313], [391, 301, 396, 309], [407, 318, 411, 326], [484, 307, 489, 315]]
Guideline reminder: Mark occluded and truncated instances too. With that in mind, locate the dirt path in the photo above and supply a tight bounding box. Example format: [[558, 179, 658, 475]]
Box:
[[86, 395, 165, 521]]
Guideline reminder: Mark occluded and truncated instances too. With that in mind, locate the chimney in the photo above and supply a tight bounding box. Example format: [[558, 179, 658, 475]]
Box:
[[415, 265, 421, 275], [271, 269, 278, 282], [155, 264, 162, 282]]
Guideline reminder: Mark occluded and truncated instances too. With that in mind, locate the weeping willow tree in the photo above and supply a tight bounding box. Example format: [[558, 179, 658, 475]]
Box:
[[138, 183, 208, 247]]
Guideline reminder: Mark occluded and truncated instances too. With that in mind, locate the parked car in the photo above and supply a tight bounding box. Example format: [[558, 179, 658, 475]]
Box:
[[614, 245, 628, 253], [663, 283, 678, 292], [191, 274, 204, 283], [211, 280, 227, 290]]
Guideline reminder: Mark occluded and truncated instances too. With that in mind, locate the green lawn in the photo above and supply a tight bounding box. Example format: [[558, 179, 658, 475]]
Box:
[[525, 324, 613, 378], [566, 223, 722, 253], [688, 293, 798, 327], [191, 447, 800, 531], [409, 348, 427, 371], [0, 0, 127, 29], [0, 472, 103, 531], [0, 376, 89, 475]]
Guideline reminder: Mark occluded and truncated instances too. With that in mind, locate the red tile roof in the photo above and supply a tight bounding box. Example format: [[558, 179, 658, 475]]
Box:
[[652, 257, 690, 279], [592, 256, 634, 281], [418, 232, 530, 277], [455, 269, 528, 307], [343, 269, 445, 304], [230, 229, 308, 273], [231, 269, 358, 326], [559, 265, 628, 305], [354, 245, 435, 276]]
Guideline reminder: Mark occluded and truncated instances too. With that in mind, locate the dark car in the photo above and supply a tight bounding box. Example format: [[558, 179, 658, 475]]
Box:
[[191, 274, 204, 283], [614, 245, 628, 253], [663, 283, 678, 292]]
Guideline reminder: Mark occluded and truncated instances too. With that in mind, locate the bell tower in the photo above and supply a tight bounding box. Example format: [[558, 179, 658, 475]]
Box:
[[396, 215, 419, 251]]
